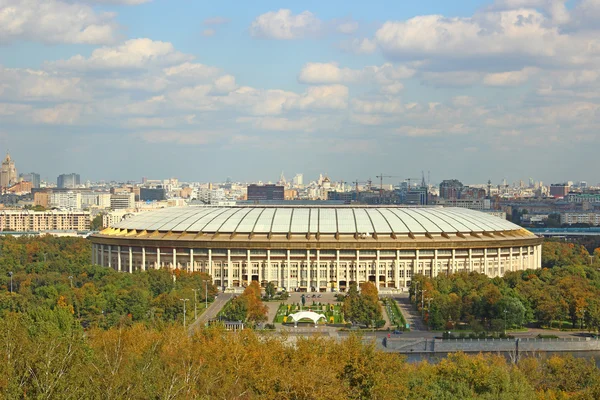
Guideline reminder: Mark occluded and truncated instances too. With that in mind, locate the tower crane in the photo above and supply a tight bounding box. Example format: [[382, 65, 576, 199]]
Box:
[[375, 174, 402, 198]]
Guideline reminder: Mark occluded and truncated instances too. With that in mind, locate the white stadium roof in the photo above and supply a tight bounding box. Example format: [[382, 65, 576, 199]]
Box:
[[112, 206, 521, 235]]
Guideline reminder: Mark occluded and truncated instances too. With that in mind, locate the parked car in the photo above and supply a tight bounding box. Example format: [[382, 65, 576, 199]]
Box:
[[393, 330, 403, 335]]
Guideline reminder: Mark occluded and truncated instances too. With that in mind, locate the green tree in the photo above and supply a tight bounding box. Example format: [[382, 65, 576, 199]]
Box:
[[90, 214, 104, 231]]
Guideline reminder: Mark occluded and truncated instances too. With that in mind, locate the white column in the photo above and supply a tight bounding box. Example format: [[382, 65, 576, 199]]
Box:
[[227, 249, 232, 288], [376, 250, 380, 290], [172, 248, 177, 270], [267, 249, 271, 285], [128, 246, 133, 273], [108, 245, 112, 268], [208, 249, 212, 279], [395, 250, 400, 289], [286, 250, 291, 290], [508, 247, 513, 273], [498, 247, 502, 277], [484, 248, 488, 275], [156, 247, 161, 269], [247, 250, 252, 286], [306, 250, 310, 290], [257, 251, 262, 286], [100, 245, 105, 267], [415, 249, 419, 277], [537, 245, 542, 269], [451, 249, 456, 275], [117, 246, 121, 272], [356, 250, 360, 285], [468, 249, 473, 273], [142, 247, 146, 271], [316, 250, 321, 290], [190, 249, 194, 272], [336, 250, 340, 290], [433, 249, 438, 278], [520, 247, 524, 271]]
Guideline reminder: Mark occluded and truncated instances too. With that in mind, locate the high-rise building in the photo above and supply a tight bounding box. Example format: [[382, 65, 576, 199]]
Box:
[[57, 173, 81, 189], [0, 153, 18, 189], [140, 187, 166, 201], [549, 183, 569, 198], [110, 193, 135, 210], [247, 184, 284, 201], [50, 191, 82, 210], [293, 173, 304, 187], [439, 179, 464, 200], [19, 172, 41, 188]]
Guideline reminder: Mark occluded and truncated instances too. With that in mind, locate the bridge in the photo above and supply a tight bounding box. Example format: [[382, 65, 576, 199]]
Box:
[[529, 228, 600, 237]]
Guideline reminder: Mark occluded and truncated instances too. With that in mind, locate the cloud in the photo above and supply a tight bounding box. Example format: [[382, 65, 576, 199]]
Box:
[[374, 9, 578, 66], [78, 0, 151, 4], [340, 38, 377, 54], [250, 9, 321, 39], [284, 85, 349, 111], [483, 67, 540, 86], [335, 20, 359, 34], [0, 0, 118, 44], [32, 103, 84, 125], [50, 39, 192, 70], [237, 116, 317, 132], [137, 130, 220, 145], [298, 62, 414, 88], [164, 62, 221, 81], [202, 29, 216, 37]]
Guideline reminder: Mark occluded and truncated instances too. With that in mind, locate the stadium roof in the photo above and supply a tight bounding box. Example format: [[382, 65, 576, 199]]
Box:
[[110, 206, 522, 235]]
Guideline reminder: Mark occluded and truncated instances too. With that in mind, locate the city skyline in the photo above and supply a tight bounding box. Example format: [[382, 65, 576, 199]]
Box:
[[2, 0, 600, 182]]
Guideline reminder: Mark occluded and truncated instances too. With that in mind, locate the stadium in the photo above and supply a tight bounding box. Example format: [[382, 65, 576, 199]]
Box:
[[89, 206, 542, 292]]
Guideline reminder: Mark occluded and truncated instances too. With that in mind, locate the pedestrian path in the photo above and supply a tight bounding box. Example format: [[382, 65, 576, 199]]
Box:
[[395, 294, 426, 331], [189, 293, 233, 332]]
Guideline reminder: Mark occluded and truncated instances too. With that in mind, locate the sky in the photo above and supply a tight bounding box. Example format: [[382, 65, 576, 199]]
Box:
[[1, 0, 600, 185]]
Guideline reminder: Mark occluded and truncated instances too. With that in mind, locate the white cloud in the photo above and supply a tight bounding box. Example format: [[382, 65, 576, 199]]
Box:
[[164, 62, 221, 81], [298, 62, 414, 90], [336, 20, 359, 34], [483, 67, 540, 86], [237, 116, 316, 132], [0, 0, 118, 44], [137, 130, 220, 145], [211, 75, 237, 94], [374, 9, 577, 64], [285, 85, 349, 111], [51, 39, 192, 70], [340, 38, 377, 54], [32, 103, 84, 125], [202, 29, 216, 37], [250, 9, 321, 39], [352, 98, 403, 114], [80, 0, 151, 4]]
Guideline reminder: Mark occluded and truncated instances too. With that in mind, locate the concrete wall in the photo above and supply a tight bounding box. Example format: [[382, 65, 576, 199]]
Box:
[[384, 337, 600, 353]]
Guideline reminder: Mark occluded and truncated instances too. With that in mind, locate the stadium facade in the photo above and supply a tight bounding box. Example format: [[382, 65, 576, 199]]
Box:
[[89, 206, 542, 292]]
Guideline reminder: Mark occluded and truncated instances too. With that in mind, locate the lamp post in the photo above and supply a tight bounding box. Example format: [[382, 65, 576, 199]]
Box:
[[426, 297, 433, 329], [192, 289, 198, 319], [413, 281, 419, 304], [68, 275, 73, 288], [205, 280, 208, 310], [503, 309, 508, 335], [180, 298, 189, 328], [8, 272, 13, 294], [421, 289, 427, 317]]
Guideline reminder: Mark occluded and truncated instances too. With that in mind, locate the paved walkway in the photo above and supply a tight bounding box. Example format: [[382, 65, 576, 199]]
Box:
[[189, 293, 233, 332], [395, 293, 426, 331]]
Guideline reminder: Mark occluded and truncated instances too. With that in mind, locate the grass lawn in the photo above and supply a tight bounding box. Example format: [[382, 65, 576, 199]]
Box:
[[383, 297, 408, 330]]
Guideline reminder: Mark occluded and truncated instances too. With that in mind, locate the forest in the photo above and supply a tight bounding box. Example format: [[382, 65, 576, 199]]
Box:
[[411, 240, 600, 331], [2, 235, 600, 398]]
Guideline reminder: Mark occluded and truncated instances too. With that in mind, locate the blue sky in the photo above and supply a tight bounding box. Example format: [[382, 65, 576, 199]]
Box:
[[1, 0, 599, 185]]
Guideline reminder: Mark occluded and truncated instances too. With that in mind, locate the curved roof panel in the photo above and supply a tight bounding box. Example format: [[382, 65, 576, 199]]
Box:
[[111, 206, 523, 235]]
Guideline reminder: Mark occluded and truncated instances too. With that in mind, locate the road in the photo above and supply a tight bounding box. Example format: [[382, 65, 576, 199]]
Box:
[[394, 293, 427, 331], [189, 293, 233, 333]]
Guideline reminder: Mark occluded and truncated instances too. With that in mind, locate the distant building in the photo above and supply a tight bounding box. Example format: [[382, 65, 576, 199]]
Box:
[[566, 193, 600, 203], [549, 183, 569, 198], [50, 191, 82, 209], [561, 213, 600, 226], [406, 187, 428, 205], [0, 153, 18, 189], [110, 193, 135, 210], [57, 173, 81, 189], [81, 192, 112, 209], [247, 184, 284, 201], [34, 191, 51, 208], [19, 172, 40, 188], [293, 173, 304, 187], [140, 187, 166, 202], [0, 210, 90, 232], [7, 181, 33, 194], [435, 198, 491, 210], [439, 179, 463, 200]]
